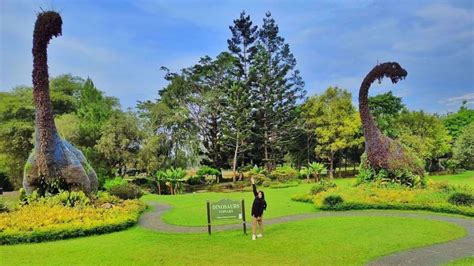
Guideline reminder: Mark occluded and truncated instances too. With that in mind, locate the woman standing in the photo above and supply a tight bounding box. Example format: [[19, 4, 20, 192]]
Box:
[[250, 177, 267, 240]]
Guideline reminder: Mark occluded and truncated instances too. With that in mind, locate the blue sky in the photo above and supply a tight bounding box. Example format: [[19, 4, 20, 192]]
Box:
[[1, 0, 473, 113]]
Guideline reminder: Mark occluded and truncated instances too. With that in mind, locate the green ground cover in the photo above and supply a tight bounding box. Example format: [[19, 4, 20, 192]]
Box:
[[1, 216, 465, 265], [446, 256, 474, 266]]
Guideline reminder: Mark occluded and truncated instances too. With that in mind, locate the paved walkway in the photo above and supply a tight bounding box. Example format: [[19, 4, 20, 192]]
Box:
[[139, 202, 474, 265]]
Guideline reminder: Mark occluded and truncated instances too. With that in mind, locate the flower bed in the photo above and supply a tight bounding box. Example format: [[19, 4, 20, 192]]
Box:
[[292, 181, 474, 217], [0, 198, 145, 245]]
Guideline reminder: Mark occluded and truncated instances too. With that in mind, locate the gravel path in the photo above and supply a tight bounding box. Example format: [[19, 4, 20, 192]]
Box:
[[139, 202, 474, 265]]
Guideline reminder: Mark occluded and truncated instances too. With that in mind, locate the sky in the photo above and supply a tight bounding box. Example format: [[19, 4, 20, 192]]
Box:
[[1, 0, 473, 114]]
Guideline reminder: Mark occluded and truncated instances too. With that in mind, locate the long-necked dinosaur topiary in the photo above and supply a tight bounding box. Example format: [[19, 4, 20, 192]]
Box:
[[23, 11, 98, 195], [358, 62, 424, 186]]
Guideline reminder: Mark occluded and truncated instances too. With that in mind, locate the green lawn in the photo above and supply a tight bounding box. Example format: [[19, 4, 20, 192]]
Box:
[[446, 256, 474, 266], [428, 171, 474, 188], [1, 216, 465, 265], [142, 182, 318, 226]]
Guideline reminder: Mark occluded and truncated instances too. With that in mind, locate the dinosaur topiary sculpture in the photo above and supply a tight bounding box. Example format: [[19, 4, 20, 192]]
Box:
[[23, 11, 98, 195], [358, 62, 424, 186]]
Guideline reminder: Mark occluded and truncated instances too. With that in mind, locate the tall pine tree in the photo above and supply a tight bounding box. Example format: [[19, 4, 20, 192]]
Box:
[[250, 12, 305, 170]]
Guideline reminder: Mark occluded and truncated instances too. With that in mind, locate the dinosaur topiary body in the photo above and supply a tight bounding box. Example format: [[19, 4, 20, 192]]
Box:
[[23, 11, 98, 195], [358, 62, 424, 186]]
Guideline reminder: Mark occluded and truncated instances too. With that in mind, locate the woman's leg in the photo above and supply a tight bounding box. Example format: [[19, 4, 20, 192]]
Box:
[[252, 216, 257, 236], [257, 217, 264, 236]]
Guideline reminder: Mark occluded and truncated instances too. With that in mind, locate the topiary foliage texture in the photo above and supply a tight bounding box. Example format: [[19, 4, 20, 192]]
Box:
[[358, 62, 424, 187], [23, 11, 98, 195]]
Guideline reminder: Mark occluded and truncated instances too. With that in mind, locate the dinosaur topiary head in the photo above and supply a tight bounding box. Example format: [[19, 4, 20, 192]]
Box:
[[372, 62, 407, 84], [34, 11, 63, 42]]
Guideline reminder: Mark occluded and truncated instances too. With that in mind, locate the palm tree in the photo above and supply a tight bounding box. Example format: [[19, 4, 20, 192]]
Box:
[[299, 166, 311, 182], [308, 162, 327, 181], [154, 170, 166, 195]]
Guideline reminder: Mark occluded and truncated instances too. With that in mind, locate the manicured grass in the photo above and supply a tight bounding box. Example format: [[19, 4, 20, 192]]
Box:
[[429, 171, 474, 188], [446, 256, 474, 266], [142, 182, 318, 226], [1, 216, 465, 265]]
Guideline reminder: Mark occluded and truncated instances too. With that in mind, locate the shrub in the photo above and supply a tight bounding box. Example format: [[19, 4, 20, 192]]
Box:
[[0, 200, 8, 213], [269, 181, 300, 189], [357, 153, 425, 188], [322, 195, 344, 208], [448, 193, 474, 206], [310, 180, 336, 195], [262, 181, 271, 187], [0, 200, 146, 245], [108, 183, 143, 200], [94, 191, 121, 206], [187, 175, 205, 185], [246, 172, 271, 185], [53, 191, 90, 207], [103, 177, 127, 191], [291, 193, 314, 203], [271, 165, 298, 182]]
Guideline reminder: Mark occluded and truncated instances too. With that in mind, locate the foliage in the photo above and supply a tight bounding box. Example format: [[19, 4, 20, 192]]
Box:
[[245, 172, 271, 185], [103, 177, 127, 191], [0, 171, 14, 191], [308, 162, 327, 181], [301, 87, 363, 178], [443, 104, 474, 140], [452, 123, 474, 170], [322, 195, 344, 208], [395, 110, 452, 170], [107, 183, 143, 200], [19, 190, 90, 208], [357, 152, 425, 188], [448, 193, 474, 207], [196, 166, 221, 183], [270, 165, 298, 182], [248, 12, 305, 170], [310, 180, 336, 195], [298, 181, 474, 216], [95, 111, 142, 176], [0, 200, 8, 213], [368, 91, 404, 138], [0, 199, 145, 244]]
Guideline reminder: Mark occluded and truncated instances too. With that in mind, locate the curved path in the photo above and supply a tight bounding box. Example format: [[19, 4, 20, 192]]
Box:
[[139, 202, 474, 265]]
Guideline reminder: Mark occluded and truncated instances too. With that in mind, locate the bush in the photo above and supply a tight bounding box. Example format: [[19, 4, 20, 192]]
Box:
[[310, 180, 336, 195], [0, 200, 8, 213], [0, 199, 146, 245], [291, 193, 314, 203], [319, 202, 474, 216], [245, 172, 271, 185], [108, 183, 143, 200], [269, 181, 300, 189], [356, 153, 425, 188], [448, 193, 474, 206], [187, 175, 205, 185], [0, 171, 14, 191], [19, 190, 90, 208], [294, 183, 474, 217], [262, 181, 271, 187], [271, 165, 298, 182], [322, 195, 344, 208], [103, 177, 127, 191], [94, 191, 121, 206]]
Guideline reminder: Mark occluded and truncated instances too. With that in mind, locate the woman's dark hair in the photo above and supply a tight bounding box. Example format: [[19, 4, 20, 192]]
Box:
[[259, 190, 265, 200]]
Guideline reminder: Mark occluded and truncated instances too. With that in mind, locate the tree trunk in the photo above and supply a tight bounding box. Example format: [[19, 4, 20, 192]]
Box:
[[157, 182, 161, 195], [232, 132, 240, 183], [329, 155, 334, 179]]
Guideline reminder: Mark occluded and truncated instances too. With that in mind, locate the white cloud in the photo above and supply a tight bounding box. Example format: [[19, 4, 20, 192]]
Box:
[[439, 92, 474, 106]]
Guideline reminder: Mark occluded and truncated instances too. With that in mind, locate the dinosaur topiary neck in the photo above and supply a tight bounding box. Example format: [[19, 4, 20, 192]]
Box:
[[32, 14, 60, 176], [358, 71, 382, 145]]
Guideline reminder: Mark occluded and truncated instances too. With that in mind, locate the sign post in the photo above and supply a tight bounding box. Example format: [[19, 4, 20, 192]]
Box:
[[206, 198, 246, 235]]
